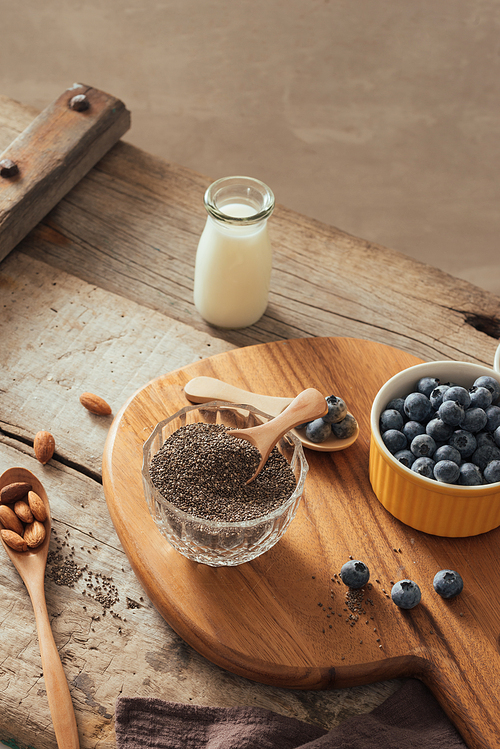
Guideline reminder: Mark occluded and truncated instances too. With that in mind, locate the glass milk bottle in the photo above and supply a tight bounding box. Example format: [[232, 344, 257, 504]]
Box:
[[194, 176, 275, 329]]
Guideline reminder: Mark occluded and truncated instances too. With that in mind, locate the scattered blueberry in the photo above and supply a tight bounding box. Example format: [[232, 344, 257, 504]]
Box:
[[434, 460, 460, 484], [433, 569, 463, 599], [331, 413, 358, 439], [438, 399, 465, 427], [433, 444, 462, 465], [473, 375, 500, 405], [411, 456, 435, 478], [305, 418, 331, 443], [380, 409, 404, 433], [391, 580, 421, 609], [323, 395, 348, 424], [417, 376, 440, 397], [410, 433, 436, 458], [469, 385, 492, 410], [394, 449, 416, 468], [484, 460, 500, 484], [404, 392, 433, 422], [458, 462, 483, 485], [340, 560, 370, 589]]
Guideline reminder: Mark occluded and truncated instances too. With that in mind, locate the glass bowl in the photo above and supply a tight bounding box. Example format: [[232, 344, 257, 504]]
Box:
[[370, 360, 500, 537], [142, 402, 308, 566]]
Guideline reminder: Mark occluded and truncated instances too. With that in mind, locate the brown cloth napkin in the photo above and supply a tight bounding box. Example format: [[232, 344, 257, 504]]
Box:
[[115, 678, 467, 749]]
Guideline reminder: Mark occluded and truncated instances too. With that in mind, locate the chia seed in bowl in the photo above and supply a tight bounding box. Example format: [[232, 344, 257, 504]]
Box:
[[142, 402, 308, 566]]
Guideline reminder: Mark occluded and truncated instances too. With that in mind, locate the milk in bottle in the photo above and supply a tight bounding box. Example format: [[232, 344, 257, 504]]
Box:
[[193, 176, 275, 329]]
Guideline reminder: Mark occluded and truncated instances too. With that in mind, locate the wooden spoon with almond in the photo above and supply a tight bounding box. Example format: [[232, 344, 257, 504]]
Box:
[[0, 467, 80, 749]]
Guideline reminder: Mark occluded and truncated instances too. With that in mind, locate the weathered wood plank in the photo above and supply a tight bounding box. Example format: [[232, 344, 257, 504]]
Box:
[[0, 85, 130, 263], [2, 94, 499, 363], [0, 95, 38, 148], [0, 251, 235, 475], [21, 142, 500, 362], [0, 438, 401, 749]]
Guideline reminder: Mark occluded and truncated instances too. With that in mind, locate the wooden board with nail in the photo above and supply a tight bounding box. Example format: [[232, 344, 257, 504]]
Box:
[[0, 83, 130, 263]]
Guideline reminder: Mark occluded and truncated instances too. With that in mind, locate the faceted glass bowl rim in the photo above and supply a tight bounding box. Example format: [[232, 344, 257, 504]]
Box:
[[204, 175, 275, 225], [370, 360, 500, 493], [142, 401, 309, 529]]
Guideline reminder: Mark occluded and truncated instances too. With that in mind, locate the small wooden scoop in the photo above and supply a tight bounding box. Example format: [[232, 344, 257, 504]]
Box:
[[229, 388, 327, 483], [184, 376, 359, 452], [0, 467, 80, 749]]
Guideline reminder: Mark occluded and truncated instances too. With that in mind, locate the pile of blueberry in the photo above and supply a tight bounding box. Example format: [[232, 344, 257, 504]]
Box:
[[379, 374, 500, 485], [340, 559, 463, 609], [297, 394, 358, 443]]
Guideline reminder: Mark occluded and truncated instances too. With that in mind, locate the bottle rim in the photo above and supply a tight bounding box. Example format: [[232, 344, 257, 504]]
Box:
[[204, 175, 275, 224]]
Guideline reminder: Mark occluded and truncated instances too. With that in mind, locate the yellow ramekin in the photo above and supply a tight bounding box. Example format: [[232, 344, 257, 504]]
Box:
[[370, 358, 500, 537]]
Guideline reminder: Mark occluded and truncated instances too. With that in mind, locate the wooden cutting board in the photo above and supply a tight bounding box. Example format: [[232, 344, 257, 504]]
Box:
[[102, 336, 500, 749]]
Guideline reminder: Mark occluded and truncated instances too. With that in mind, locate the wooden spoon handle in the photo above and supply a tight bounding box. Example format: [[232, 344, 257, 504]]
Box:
[[258, 388, 327, 442], [184, 376, 291, 417], [241, 388, 327, 482], [29, 583, 80, 748]]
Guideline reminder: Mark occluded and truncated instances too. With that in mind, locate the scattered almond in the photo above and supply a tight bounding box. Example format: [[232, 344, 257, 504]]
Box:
[[14, 500, 34, 524], [34, 431, 55, 464], [79, 392, 112, 416], [0, 505, 25, 536], [24, 520, 46, 548], [0, 482, 32, 505], [1, 529, 28, 552], [27, 490, 48, 522]]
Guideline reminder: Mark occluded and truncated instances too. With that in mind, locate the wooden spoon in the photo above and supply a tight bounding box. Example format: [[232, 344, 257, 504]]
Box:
[[184, 376, 359, 452], [229, 388, 327, 482], [0, 467, 80, 749]]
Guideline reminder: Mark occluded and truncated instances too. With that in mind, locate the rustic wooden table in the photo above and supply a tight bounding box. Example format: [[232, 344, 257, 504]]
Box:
[[1, 92, 499, 749]]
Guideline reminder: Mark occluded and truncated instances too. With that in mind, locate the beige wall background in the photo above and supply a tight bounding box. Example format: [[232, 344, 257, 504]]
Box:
[[1, 0, 499, 294]]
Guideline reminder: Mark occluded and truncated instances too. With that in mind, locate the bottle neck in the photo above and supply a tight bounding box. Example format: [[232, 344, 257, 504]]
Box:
[[204, 176, 275, 227]]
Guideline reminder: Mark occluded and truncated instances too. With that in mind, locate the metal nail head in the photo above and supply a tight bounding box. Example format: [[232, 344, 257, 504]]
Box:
[[0, 159, 19, 178], [69, 94, 90, 111]]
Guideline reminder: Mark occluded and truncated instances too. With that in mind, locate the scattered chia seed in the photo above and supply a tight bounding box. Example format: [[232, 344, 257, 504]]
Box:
[[47, 553, 84, 587], [149, 423, 297, 522], [47, 529, 85, 587]]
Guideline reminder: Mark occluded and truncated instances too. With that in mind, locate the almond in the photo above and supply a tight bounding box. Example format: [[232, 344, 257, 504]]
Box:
[[27, 490, 48, 522], [0, 505, 24, 536], [24, 520, 46, 548], [1, 529, 28, 552], [34, 430, 55, 464], [0, 481, 32, 505], [79, 392, 112, 416], [14, 500, 34, 524]]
